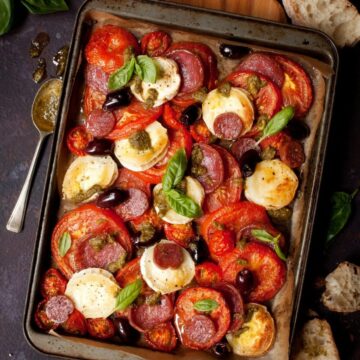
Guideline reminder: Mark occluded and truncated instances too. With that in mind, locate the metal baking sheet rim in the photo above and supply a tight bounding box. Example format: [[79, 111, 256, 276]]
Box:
[[23, 0, 339, 359]]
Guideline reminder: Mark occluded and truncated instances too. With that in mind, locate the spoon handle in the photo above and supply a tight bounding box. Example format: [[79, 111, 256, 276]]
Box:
[[6, 134, 47, 233]]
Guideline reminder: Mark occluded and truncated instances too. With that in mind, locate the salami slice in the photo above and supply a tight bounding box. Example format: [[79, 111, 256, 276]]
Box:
[[153, 242, 184, 269], [115, 168, 151, 197], [129, 294, 174, 332], [236, 52, 285, 88], [85, 64, 109, 94], [167, 49, 204, 94], [115, 188, 149, 222], [86, 109, 116, 138], [182, 315, 216, 346], [231, 137, 260, 163], [213, 112, 243, 140], [45, 295, 74, 324], [191, 143, 224, 194]]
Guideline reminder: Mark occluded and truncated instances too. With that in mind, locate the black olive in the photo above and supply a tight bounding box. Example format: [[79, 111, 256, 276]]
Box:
[[286, 119, 310, 140], [188, 236, 209, 264], [85, 138, 114, 155], [180, 103, 202, 126], [114, 318, 139, 344], [103, 87, 132, 111], [212, 341, 231, 357], [219, 44, 250, 59], [96, 188, 128, 208], [239, 149, 261, 178], [236, 269, 255, 296]]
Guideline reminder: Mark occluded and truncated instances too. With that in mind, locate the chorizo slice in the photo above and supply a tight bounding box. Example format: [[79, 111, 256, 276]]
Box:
[[86, 109, 116, 138], [115, 188, 150, 222], [213, 112, 243, 140]]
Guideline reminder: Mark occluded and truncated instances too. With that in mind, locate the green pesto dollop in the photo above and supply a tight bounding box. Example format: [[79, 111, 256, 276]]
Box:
[[246, 75, 267, 97], [129, 130, 152, 151], [191, 145, 207, 177], [217, 82, 231, 97]]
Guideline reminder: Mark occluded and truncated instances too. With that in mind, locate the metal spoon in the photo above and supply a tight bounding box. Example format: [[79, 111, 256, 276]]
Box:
[[6, 78, 62, 233]]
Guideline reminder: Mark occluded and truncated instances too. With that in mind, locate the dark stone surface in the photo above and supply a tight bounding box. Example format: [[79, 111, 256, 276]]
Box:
[[0, 1, 359, 360]]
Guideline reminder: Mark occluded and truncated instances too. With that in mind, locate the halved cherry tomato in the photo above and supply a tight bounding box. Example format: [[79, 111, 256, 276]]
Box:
[[66, 126, 93, 156], [86, 318, 115, 339], [83, 86, 106, 117], [61, 309, 87, 336], [190, 119, 213, 144], [208, 230, 235, 256], [85, 25, 140, 74], [226, 70, 282, 118], [51, 204, 132, 279], [273, 55, 313, 118], [259, 131, 291, 151], [115, 168, 151, 197], [164, 223, 195, 248], [195, 262, 223, 286], [144, 322, 177, 352], [141, 31, 172, 57], [219, 242, 286, 302], [106, 100, 163, 141], [34, 300, 58, 331], [40, 268, 67, 299], [130, 208, 164, 233]]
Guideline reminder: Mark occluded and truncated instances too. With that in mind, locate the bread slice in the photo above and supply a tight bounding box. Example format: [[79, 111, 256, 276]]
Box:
[[291, 318, 340, 360], [282, 0, 360, 47], [321, 261, 360, 312]]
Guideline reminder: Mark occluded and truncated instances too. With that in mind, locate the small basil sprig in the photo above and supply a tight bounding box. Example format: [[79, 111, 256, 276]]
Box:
[[256, 106, 295, 145], [0, 0, 13, 36], [58, 231, 71, 257], [108, 55, 157, 91], [251, 229, 287, 261], [114, 279, 142, 311], [161, 148, 202, 218], [21, 0, 68, 14], [326, 189, 358, 247], [194, 299, 219, 312]]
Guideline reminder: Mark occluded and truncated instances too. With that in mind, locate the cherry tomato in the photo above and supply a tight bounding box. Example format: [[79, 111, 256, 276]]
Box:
[[141, 31, 172, 57], [61, 309, 87, 336], [164, 223, 195, 248], [40, 268, 67, 299], [190, 119, 213, 144], [85, 25, 140, 74], [208, 230, 235, 256], [34, 300, 58, 331], [86, 318, 115, 339], [259, 131, 291, 151], [144, 322, 177, 352], [129, 208, 164, 233], [195, 262, 223, 286], [66, 126, 93, 156]]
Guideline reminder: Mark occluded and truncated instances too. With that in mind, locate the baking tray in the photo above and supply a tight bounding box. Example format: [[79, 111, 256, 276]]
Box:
[[23, 0, 338, 359]]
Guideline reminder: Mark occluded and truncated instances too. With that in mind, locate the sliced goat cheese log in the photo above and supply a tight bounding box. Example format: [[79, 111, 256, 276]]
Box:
[[114, 121, 169, 171], [65, 268, 120, 319], [153, 176, 205, 224], [140, 240, 195, 294], [202, 87, 255, 139], [62, 155, 118, 202], [244, 159, 298, 210], [130, 57, 181, 107]]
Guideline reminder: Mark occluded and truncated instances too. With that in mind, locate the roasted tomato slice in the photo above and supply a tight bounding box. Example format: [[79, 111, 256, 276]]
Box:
[[115, 168, 151, 197], [107, 100, 164, 141], [203, 145, 242, 213], [226, 70, 282, 118], [195, 262, 223, 286], [273, 55, 313, 118], [40, 268, 67, 299], [51, 204, 132, 279], [66, 126, 93, 156], [219, 242, 286, 302], [164, 223, 195, 248], [141, 31, 172, 57], [85, 25, 139, 74], [189, 118, 214, 144], [201, 202, 269, 242], [34, 300, 58, 331], [208, 230, 235, 257], [61, 309, 87, 336], [83, 85, 106, 117], [86, 318, 115, 339], [144, 322, 177, 352], [130, 208, 164, 233], [175, 287, 230, 350], [259, 131, 291, 151]]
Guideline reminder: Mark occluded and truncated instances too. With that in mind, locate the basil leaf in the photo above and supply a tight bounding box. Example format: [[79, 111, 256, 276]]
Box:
[[58, 232, 71, 257], [115, 279, 142, 311], [165, 189, 202, 218], [137, 55, 157, 83], [162, 148, 187, 192], [251, 229, 287, 261], [257, 106, 294, 144], [21, 0, 68, 14], [134, 61, 143, 80], [0, 0, 13, 36], [326, 189, 358, 246], [108, 56, 135, 91], [193, 299, 219, 312]]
